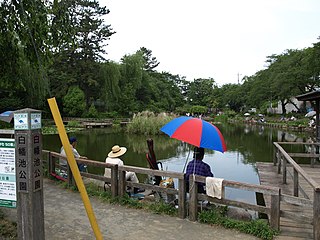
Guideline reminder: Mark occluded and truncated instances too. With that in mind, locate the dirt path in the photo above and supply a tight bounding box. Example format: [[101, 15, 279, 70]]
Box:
[[3, 178, 259, 240]]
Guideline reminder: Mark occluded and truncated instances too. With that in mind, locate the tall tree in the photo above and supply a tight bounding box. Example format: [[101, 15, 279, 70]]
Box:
[[0, 0, 50, 109], [49, 0, 115, 109]]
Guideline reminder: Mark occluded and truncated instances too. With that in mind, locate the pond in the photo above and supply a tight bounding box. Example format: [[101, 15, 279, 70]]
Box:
[[43, 123, 314, 206]]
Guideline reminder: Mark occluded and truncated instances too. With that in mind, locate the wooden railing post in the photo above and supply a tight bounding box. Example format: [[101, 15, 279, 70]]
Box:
[[111, 165, 118, 197], [282, 157, 287, 184], [277, 154, 282, 174], [48, 152, 54, 176], [313, 189, 320, 240], [67, 164, 74, 187], [118, 170, 126, 197], [189, 175, 198, 221], [178, 177, 186, 219], [311, 144, 316, 168], [270, 188, 280, 231], [293, 169, 299, 197], [273, 148, 277, 166]]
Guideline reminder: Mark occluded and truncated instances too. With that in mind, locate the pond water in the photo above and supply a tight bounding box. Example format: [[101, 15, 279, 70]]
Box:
[[43, 123, 314, 205]]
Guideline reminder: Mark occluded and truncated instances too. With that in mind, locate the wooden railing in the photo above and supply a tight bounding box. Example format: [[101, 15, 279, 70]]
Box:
[[273, 142, 320, 239], [43, 150, 281, 231], [42, 150, 187, 219], [188, 175, 281, 230], [62, 117, 131, 124]]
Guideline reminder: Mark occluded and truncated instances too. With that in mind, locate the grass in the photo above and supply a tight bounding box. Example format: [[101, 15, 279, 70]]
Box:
[[0, 209, 17, 239], [2, 176, 278, 239], [57, 179, 278, 239], [198, 206, 278, 240], [126, 111, 175, 135]]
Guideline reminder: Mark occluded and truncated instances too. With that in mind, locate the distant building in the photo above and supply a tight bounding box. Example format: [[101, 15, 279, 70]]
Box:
[[267, 97, 310, 114]]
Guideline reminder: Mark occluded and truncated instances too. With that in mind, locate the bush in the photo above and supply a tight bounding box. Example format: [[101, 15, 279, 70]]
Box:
[[198, 208, 278, 240], [85, 104, 98, 118], [63, 86, 86, 117], [126, 111, 175, 135]]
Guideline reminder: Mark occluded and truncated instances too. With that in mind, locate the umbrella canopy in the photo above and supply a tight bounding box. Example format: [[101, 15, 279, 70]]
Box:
[[244, 113, 250, 116], [305, 110, 316, 118], [160, 116, 227, 153], [0, 111, 13, 123]]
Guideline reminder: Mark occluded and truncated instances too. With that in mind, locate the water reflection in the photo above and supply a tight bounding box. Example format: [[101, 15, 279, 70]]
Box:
[[43, 123, 314, 204]]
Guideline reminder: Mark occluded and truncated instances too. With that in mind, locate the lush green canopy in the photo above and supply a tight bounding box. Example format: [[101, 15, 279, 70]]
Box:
[[1, 1, 319, 117]]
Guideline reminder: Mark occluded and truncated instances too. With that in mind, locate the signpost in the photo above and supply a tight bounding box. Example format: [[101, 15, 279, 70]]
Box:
[[14, 108, 44, 240]]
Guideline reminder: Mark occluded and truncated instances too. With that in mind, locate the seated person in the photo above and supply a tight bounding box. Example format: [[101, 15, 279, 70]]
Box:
[[185, 147, 213, 193], [104, 145, 143, 193], [60, 137, 87, 172]]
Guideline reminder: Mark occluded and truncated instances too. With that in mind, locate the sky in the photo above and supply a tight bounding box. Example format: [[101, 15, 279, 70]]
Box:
[[101, 0, 320, 86]]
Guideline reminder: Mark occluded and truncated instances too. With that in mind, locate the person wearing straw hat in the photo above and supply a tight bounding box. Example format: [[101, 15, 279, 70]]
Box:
[[104, 145, 143, 193]]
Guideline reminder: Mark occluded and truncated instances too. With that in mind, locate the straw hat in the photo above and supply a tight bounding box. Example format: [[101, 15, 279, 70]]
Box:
[[108, 145, 127, 158]]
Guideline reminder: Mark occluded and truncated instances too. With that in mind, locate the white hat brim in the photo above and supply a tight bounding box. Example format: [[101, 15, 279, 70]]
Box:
[[108, 147, 127, 158]]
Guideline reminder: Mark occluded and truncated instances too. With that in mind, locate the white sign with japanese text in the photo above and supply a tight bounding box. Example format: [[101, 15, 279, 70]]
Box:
[[14, 113, 28, 130]]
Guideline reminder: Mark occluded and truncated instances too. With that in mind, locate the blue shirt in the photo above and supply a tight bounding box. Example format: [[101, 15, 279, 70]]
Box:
[[185, 159, 213, 193]]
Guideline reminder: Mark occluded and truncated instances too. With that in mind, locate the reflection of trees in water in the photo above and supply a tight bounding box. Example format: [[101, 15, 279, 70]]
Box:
[[125, 134, 180, 157], [219, 123, 313, 165]]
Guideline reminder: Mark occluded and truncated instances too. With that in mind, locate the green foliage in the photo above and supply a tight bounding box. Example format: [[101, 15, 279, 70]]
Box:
[[224, 110, 237, 118], [63, 86, 86, 117], [126, 111, 175, 135], [190, 105, 207, 114], [0, 209, 17, 239], [85, 104, 98, 118], [214, 114, 228, 123], [99, 111, 119, 119], [199, 208, 278, 240], [147, 201, 177, 215], [67, 121, 81, 128]]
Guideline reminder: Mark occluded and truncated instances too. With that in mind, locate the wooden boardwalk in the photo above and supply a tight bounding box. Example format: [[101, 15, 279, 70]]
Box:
[[256, 162, 319, 239]]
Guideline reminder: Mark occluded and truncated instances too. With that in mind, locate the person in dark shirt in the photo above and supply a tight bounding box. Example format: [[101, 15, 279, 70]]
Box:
[[185, 147, 213, 193]]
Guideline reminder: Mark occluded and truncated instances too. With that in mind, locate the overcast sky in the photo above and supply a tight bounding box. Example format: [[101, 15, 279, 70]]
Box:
[[101, 0, 320, 86]]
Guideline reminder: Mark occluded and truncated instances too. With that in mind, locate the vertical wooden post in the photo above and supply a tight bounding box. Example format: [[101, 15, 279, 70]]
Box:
[[282, 157, 287, 184], [277, 154, 282, 174], [270, 188, 280, 231], [118, 170, 126, 197], [67, 164, 74, 187], [313, 189, 320, 240], [189, 175, 198, 221], [293, 169, 299, 197], [48, 151, 53, 176], [311, 144, 316, 168], [273, 147, 277, 166], [111, 165, 118, 197], [14, 108, 44, 240], [178, 177, 186, 219]]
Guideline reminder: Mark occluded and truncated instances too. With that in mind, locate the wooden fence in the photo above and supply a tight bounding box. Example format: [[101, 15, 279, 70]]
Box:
[[42, 150, 280, 230], [273, 142, 320, 239]]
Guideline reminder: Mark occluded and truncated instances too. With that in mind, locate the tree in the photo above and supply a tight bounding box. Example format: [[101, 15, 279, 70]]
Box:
[[0, 0, 50, 109], [138, 47, 160, 72], [186, 78, 216, 108], [63, 86, 86, 116], [49, 0, 115, 109]]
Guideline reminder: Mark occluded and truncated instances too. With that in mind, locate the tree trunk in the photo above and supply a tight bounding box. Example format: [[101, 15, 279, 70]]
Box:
[[281, 99, 287, 115]]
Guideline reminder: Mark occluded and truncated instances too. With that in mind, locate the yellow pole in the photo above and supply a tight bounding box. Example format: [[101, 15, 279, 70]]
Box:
[[47, 97, 103, 240]]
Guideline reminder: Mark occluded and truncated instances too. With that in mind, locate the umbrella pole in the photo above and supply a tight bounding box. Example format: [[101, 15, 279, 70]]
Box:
[[182, 147, 192, 173]]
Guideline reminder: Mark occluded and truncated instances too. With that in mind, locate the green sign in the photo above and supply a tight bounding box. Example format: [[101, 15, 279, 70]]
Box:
[[0, 139, 16, 208]]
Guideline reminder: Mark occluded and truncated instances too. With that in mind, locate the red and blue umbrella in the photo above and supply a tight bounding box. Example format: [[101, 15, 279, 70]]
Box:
[[160, 116, 227, 153]]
